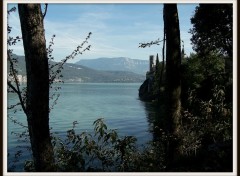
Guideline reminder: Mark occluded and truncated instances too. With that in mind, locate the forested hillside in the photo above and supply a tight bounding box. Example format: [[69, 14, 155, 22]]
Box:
[[8, 54, 145, 83]]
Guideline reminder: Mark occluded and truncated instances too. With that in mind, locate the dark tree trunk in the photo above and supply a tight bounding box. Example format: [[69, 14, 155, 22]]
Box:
[[164, 4, 182, 168], [18, 4, 55, 171], [159, 23, 165, 87]]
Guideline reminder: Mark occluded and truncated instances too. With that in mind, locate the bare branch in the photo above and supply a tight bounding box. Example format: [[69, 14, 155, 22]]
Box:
[[138, 38, 164, 48], [7, 102, 21, 110], [42, 4, 48, 19], [47, 34, 56, 61], [8, 116, 28, 128], [49, 93, 60, 112], [7, 51, 27, 115], [47, 32, 92, 112], [7, 7, 17, 34], [7, 7, 16, 14], [7, 80, 18, 93], [49, 32, 92, 84]]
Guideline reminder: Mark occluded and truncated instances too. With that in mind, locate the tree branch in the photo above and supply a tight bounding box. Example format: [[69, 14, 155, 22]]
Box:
[[49, 32, 92, 84], [7, 7, 16, 14], [7, 80, 18, 93], [7, 51, 27, 115], [160, 14, 166, 87], [138, 38, 164, 48], [42, 4, 48, 19]]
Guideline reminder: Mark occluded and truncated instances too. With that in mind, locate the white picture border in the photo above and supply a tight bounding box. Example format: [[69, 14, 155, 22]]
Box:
[[2, 0, 238, 175]]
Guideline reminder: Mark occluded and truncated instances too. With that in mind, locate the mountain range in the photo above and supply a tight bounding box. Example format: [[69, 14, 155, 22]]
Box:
[[7, 55, 145, 83], [75, 57, 149, 75]]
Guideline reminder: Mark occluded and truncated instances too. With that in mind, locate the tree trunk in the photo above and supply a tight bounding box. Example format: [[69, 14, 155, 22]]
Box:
[[159, 23, 165, 87], [164, 4, 182, 168], [18, 4, 55, 171]]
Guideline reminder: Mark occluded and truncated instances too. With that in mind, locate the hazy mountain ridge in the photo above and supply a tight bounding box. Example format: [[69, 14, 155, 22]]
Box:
[[75, 57, 149, 75], [7, 55, 145, 83]]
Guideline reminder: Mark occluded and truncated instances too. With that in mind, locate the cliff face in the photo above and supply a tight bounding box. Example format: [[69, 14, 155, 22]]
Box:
[[139, 55, 158, 101], [138, 77, 156, 101]]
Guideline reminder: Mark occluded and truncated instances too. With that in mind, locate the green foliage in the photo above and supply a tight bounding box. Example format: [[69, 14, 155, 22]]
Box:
[[190, 4, 233, 57], [22, 83, 233, 172], [129, 141, 166, 171], [181, 87, 231, 151], [22, 118, 168, 172], [49, 118, 159, 172], [181, 53, 229, 103], [176, 85, 232, 171]]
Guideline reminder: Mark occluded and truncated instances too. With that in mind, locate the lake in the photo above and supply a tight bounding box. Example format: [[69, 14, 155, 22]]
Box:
[[7, 83, 156, 171]]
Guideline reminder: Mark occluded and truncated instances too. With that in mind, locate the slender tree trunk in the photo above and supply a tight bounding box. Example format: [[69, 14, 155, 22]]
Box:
[[159, 23, 165, 87], [18, 4, 55, 171], [164, 4, 182, 169]]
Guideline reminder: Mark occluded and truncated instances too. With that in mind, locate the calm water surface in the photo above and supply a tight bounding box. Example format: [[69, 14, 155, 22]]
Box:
[[7, 83, 155, 171]]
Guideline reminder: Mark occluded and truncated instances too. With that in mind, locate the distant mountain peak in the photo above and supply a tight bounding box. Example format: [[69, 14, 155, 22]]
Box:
[[75, 57, 148, 75]]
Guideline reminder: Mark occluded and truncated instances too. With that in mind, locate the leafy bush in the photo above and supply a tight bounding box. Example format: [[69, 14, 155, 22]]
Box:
[[37, 118, 166, 172], [177, 85, 232, 171], [181, 53, 228, 103]]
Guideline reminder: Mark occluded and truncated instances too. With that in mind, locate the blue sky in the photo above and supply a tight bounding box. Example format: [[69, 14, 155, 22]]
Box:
[[7, 3, 197, 63]]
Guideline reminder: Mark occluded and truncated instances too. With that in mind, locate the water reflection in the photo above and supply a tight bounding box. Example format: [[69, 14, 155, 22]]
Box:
[[140, 101, 167, 142]]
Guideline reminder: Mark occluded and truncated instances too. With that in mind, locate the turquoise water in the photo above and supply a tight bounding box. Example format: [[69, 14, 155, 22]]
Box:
[[7, 83, 154, 171]]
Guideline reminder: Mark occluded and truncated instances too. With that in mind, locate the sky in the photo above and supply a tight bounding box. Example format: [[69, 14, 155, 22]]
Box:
[[7, 3, 197, 63]]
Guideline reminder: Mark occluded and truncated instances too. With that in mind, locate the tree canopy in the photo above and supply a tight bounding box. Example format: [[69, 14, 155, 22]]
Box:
[[190, 4, 233, 57]]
